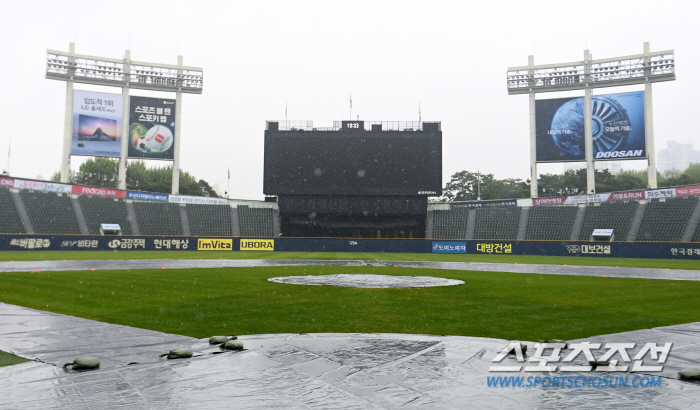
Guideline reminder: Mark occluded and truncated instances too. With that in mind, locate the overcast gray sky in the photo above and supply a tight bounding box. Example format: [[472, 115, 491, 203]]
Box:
[[1, 0, 697, 199]]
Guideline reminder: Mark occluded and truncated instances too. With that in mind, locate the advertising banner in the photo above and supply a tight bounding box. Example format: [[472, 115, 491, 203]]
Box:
[[168, 195, 228, 205], [0, 235, 698, 260], [609, 190, 645, 201], [451, 199, 518, 209], [127, 191, 169, 202], [645, 188, 676, 199], [0, 177, 14, 187], [128, 96, 176, 160], [533, 197, 568, 206], [72, 185, 126, 198], [529, 187, 699, 206], [198, 238, 233, 250], [536, 91, 646, 162], [13, 179, 47, 191], [72, 90, 123, 157], [431, 241, 467, 253], [12, 179, 71, 193], [240, 239, 275, 251], [675, 186, 700, 197], [565, 194, 608, 204]]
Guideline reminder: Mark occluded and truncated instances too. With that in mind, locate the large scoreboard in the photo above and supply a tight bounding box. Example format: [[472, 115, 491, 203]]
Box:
[[263, 121, 442, 196]]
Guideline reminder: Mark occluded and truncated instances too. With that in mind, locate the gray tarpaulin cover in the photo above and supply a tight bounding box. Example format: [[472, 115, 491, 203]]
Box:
[[2, 259, 700, 408], [2, 301, 700, 409]]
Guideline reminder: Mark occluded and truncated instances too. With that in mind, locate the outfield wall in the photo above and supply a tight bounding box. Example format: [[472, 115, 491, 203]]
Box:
[[1, 235, 698, 260]]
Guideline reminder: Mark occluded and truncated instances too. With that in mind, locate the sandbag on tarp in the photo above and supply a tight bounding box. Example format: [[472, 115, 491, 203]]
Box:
[[221, 340, 244, 350], [159, 348, 193, 359], [589, 357, 610, 366], [209, 335, 237, 345], [679, 369, 700, 380], [63, 357, 100, 370]]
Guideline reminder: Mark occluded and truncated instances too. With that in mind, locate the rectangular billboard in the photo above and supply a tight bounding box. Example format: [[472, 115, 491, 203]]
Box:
[[264, 129, 442, 196], [128, 96, 176, 160], [72, 185, 126, 198], [535, 91, 646, 162], [0, 177, 14, 187], [127, 191, 169, 202], [71, 90, 123, 157], [431, 241, 467, 253]]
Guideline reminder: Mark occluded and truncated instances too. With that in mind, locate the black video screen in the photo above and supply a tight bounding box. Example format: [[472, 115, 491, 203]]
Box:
[[264, 130, 442, 196]]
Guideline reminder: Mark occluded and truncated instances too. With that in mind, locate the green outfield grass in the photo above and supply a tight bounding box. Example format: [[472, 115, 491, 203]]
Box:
[[0, 250, 698, 270], [0, 350, 30, 367], [1, 265, 699, 342]]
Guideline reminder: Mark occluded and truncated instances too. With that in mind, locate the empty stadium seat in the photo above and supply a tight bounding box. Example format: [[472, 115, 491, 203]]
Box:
[[133, 202, 183, 236], [474, 207, 521, 239], [578, 201, 637, 241], [0, 188, 25, 233], [238, 205, 274, 237], [78, 196, 133, 235], [20, 191, 80, 234], [524, 205, 578, 240], [637, 197, 699, 242], [186, 204, 233, 236], [430, 207, 469, 239]]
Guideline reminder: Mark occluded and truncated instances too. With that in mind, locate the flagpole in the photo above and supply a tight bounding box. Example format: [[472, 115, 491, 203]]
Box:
[[477, 170, 481, 201], [6, 138, 9, 176], [227, 167, 230, 199]]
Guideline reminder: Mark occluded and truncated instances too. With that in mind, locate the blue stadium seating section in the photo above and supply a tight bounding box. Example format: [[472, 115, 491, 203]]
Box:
[[186, 204, 233, 237], [637, 197, 699, 242], [238, 205, 274, 237], [0, 188, 24, 233], [524, 206, 579, 240], [133, 202, 183, 236], [79, 196, 133, 235], [430, 208, 468, 239], [474, 207, 521, 240], [20, 190, 80, 234], [578, 201, 638, 241], [2, 186, 700, 242]]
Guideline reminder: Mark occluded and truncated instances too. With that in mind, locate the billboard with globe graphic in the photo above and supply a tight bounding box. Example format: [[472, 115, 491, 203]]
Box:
[[71, 90, 123, 157], [128, 96, 176, 160], [535, 91, 646, 162]]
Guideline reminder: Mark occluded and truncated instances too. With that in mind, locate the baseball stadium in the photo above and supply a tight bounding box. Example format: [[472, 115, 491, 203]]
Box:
[[1, 41, 700, 409]]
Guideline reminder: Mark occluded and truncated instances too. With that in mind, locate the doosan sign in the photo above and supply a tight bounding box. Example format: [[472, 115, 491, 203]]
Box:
[[72, 185, 126, 198]]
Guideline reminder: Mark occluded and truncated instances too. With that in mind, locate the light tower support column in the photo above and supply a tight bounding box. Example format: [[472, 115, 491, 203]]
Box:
[[118, 50, 131, 190], [584, 49, 595, 194], [60, 42, 75, 183], [528, 55, 538, 198], [644, 42, 658, 189], [171, 55, 183, 195]]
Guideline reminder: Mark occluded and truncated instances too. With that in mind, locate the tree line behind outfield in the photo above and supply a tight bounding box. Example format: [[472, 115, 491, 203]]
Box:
[[441, 163, 700, 202], [51, 157, 219, 197]]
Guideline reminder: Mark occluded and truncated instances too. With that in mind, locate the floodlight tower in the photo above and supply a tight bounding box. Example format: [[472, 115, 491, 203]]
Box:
[[507, 42, 675, 198], [46, 43, 203, 194]]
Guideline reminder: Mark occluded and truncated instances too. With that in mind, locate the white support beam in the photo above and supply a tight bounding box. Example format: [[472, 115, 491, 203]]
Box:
[[60, 42, 75, 183]]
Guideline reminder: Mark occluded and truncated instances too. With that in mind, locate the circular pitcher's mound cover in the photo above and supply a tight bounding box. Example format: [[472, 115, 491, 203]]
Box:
[[268, 274, 464, 288]]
